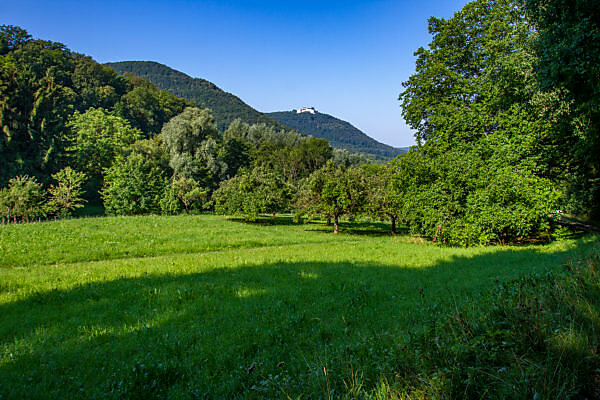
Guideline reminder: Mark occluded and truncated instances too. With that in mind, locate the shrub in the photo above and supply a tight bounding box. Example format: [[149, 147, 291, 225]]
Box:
[[101, 153, 168, 215], [46, 167, 87, 218], [0, 175, 44, 223]]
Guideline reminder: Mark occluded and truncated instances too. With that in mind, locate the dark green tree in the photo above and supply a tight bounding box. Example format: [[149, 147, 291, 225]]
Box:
[[525, 0, 600, 219]]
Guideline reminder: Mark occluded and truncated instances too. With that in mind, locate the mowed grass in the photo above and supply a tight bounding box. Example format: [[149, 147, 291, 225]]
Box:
[[0, 215, 597, 399]]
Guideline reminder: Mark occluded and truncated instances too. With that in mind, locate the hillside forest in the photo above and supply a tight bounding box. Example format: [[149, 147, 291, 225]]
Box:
[[1, 0, 598, 246]]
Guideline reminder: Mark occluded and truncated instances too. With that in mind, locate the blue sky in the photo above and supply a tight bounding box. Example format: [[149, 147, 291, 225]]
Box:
[[2, 0, 470, 147]]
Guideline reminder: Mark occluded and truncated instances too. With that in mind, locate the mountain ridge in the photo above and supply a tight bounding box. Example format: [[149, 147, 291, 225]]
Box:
[[105, 61, 405, 158], [267, 110, 405, 159], [105, 61, 290, 132]]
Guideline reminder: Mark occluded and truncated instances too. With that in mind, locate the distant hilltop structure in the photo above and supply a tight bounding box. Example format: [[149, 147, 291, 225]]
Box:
[[297, 107, 316, 114]]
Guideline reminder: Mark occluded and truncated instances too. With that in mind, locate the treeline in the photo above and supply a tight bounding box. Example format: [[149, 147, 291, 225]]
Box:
[[2, 0, 599, 247]]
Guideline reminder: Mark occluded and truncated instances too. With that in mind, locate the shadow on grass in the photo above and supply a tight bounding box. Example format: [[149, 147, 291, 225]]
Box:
[[0, 238, 598, 399], [229, 215, 404, 236]]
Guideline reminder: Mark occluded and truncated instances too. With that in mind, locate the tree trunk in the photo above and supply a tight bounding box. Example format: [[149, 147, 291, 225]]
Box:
[[333, 214, 339, 234], [391, 217, 396, 234], [326, 216, 331, 226]]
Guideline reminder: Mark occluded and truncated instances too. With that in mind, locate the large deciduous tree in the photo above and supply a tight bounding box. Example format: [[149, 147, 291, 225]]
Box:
[[525, 0, 600, 219], [161, 107, 226, 189], [397, 0, 563, 245]]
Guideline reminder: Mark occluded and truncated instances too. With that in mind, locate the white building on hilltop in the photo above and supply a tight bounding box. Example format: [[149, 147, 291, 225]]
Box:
[[297, 107, 316, 114]]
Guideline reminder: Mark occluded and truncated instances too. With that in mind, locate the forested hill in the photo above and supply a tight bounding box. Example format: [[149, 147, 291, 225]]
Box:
[[105, 61, 291, 132], [267, 111, 405, 159]]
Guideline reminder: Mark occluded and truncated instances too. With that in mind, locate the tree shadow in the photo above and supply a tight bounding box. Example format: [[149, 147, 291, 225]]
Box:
[[229, 215, 404, 236], [0, 238, 597, 399]]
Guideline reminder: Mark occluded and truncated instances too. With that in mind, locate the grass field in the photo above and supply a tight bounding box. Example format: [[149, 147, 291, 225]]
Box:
[[0, 215, 598, 399]]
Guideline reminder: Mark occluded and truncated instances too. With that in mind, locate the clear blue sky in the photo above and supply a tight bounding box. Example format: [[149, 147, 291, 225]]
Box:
[[2, 0, 469, 147]]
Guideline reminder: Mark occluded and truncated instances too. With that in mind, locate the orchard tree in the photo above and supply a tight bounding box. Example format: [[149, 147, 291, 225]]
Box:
[[171, 175, 207, 212], [213, 167, 291, 220], [361, 164, 403, 233], [300, 161, 367, 234]]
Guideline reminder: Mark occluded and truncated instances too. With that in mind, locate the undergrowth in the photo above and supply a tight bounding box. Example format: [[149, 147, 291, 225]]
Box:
[[365, 252, 600, 399]]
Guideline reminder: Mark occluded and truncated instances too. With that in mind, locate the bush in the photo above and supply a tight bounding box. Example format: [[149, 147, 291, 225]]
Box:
[[0, 175, 44, 223], [46, 167, 87, 218], [391, 148, 562, 245], [101, 153, 168, 215]]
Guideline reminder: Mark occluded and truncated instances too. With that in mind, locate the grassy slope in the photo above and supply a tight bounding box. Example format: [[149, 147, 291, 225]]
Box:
[[0, 215, 597, 399]]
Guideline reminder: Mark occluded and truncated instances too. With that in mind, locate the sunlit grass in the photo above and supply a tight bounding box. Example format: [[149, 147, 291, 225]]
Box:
[[0, 215, 597, 398]]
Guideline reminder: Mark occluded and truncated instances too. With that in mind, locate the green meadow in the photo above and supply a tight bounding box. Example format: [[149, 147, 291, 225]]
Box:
[[1, 215, 598, 399]]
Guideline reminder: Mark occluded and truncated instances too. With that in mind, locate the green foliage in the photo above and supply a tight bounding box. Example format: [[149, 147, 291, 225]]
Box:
[[298, 161, 367, 233], [170, 175, 208, 212], [525, 0, 600, 219], [400, 0, 541, 151], [361, 164, 402, 233], [0, 25, 31, 55], [0, 175, 44, 222], [332, 148, 370, 168], [389, 148, 561, 245], [0, 26, 192, 197], [101, 153, 167, 216], [213, 167, 292, 220], [115, 74, 190, 137], [0, 38, 76, 185], [46, 167, 86, 218], [161, 107, 225, 189], [67, 108, 142, 183], [223, 119, 303, 148], [105, 61, 290, 132], [395, 0, 566, 245]]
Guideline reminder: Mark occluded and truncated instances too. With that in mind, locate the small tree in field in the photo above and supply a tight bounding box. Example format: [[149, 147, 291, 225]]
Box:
[[361, 164, 403, 233], [213, 167, 291, 221], [171, 175, 207, 212], [46, 167, 87, 218], [300, 161, 367, 234], [2, 176, 45, 223]]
